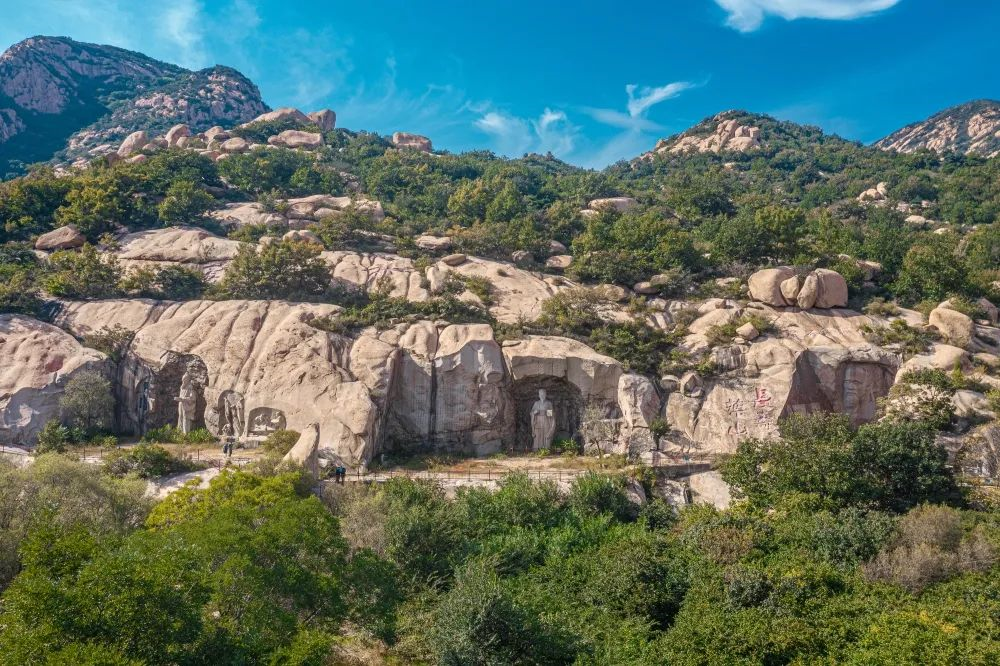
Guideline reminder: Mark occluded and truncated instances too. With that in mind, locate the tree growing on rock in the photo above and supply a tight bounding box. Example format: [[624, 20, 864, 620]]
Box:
[[214, 240, 330, 301], [59, 370, 114, 436]]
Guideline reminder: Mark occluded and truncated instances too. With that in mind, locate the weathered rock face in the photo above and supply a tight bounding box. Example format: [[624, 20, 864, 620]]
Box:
[[115, 226, 243, 282], [875, 99, 1000, 158], [929, 305, 975, 348], [650, 113, 761, 156], [307, 109, 336, 131], [117, 130, 148, 157], [267, 129, 323, 149], [57, 299, 381, 464], [748, 267, 796, 306], [748, 267, 847, 309], [35, 225, 85, 251], [0, 315, 107, 446], [391, 132, 432, 152], [664, 308, 899, 455], [50, 301, 638, 465], [588, 197, 637, 213], [244, 107, 310, 126]]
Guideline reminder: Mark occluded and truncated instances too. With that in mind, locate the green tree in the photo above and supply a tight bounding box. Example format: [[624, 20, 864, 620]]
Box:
[[44, 245, 122, 299], [59, 371, 114, 435], [156, 180, 214, 225], [214, 241, 330, 301]]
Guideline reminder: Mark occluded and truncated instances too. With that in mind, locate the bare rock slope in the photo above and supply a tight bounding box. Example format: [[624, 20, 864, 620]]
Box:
[[874, 99, 1000, 157]]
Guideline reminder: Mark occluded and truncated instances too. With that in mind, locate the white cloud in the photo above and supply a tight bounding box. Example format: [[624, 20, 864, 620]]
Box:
[[533, 108, 579, 155], [159, 0, 208, 69], [626, 81, 694, 117], [714, 0, 901, 32], [583, 80, 694, 132]]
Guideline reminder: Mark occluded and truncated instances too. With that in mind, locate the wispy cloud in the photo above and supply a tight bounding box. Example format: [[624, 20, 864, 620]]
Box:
[[626, 81, 695, 116], [714, 0, 902, 32], [583, 80, 696, 132], [158, 0, 208, 68], [472, 107, 580, 157]]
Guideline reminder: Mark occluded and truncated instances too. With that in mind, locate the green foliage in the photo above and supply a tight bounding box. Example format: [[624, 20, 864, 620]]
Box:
[[35, 420, 71, 454], [59, 370, 114, 435], [860, 318, 933, 356], [891, 233, 973, 304], [721, 413, 960, 512], [0, 471, 362, 664], [156, 179, 214, 224], [569, 209, 700, 285], [261, 429, 301, 455], [217, 147, 343, 197], [0, 454, 149, 592], [103, 444, 193, 479], [214, 240, 331, 301], [82, 325, 134, 363], [119, 264, 206, 300], [43, 244, 122, 299]]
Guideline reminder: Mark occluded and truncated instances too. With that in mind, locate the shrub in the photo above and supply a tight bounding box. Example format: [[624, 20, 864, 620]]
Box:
[[103, 443, 191, 479], [705, 312, 773, 345], [214, 240, 331, 301], [261, 429, 301, 455], [157, 180, 214, 225], [722, 413, 959, 512], [863, 297, 900, 317], [82, 325, 134, 363], [35, 420, 70, 454], [568, 473, 636, 522], [120, 264, 207, 300], [863, 504, 996, 593], [43, 244, 122, 299], [860, 318, 933, 357]]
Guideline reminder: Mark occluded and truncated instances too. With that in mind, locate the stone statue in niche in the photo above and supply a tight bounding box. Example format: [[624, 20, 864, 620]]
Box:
[[247, 407, 286, 436], [175, 370, 197, 435], [530, 389, 556, 450], [219, 391, 245, 438]]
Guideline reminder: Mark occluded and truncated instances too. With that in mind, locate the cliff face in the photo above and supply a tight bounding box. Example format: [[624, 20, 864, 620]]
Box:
[[874, 100, 1000, 157], [0, 36, 267, 175]]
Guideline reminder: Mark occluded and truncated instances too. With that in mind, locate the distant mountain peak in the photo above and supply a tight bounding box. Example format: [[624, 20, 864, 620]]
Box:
[[875, 99, 1000, 157], [0, 35, 267, 176]]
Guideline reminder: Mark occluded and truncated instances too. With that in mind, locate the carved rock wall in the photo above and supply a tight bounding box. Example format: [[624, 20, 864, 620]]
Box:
[[0, 315, 108, 446]]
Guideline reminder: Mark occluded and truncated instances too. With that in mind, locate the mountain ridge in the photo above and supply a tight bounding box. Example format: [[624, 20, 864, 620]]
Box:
[[873, 99, 1000, 157], [0, 36, 268, 176]]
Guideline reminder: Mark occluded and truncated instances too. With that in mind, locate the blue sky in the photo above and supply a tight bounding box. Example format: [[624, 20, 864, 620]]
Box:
[[2, 1, 997, 167]]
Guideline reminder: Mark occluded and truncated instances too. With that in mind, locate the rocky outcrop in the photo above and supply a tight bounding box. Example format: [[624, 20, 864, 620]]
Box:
[[51, 301, 641, 465], [115, 227, 243, 281], [748, 267, 847, 309], [267, 129, 323, 149], [57, 299, 381, 464], [651, 114, 761, 156], [875, 99, 1000, 158], [209, 195, 384, 230], [588, 197, 637, 213], [664, 308, 899, 455], [0, 314, 107, 445], [64, 65, 267, 164], [243, 107, 310, 126], [283, 423, 320, 479], [308, 109, 336, 131], [929, 305, 975, 348], [35, 225, 85, 251], [392, 132, 432, 152]]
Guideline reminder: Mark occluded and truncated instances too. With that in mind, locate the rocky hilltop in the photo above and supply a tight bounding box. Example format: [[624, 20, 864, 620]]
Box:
[[874, 99, 1000, 157], [0, 36, 267, 176], [0, 38, 998, 495]]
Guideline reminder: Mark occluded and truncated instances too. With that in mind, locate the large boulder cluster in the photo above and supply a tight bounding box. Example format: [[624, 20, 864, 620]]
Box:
[[111, 105, 337, 164], [748, 267, 848, 309]]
